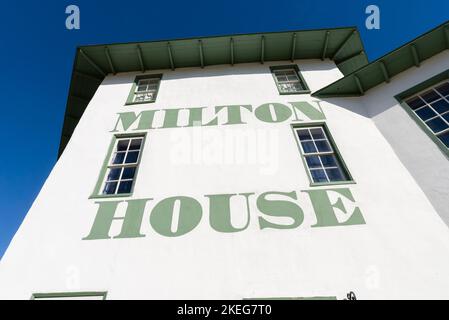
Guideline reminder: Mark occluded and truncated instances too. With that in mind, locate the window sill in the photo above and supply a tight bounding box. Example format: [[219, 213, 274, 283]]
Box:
[[278, 90, 311, 95], [309, 180, 356, 188], [125, 100, 156, 106], [89, 193, 132, 200]]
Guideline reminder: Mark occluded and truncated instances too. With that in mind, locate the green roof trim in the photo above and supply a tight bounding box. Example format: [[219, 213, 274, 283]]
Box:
[[313, 21, 449, 98], [58, 27, 368, 157]]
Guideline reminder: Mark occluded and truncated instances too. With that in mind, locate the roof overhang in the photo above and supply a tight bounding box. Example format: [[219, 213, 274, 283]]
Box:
[[59, 27, 368, 157], [313, 21, 449, 98]]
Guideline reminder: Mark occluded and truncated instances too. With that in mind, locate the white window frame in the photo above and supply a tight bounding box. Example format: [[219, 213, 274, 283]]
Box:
[[293, 124, 353, 185], [126, 74, 162, 105], [133, 78, 160, 103], [405, 80, 449, 147], [270, 65, 310, 95], [101, 136, 145, 196]]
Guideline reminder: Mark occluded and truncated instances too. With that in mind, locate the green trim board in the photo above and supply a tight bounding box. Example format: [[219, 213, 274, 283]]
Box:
[[313, 21, 449, 98], [125, 73, 162, 105], [90, 132, 147, 199], [31, 291, 107, 300], [58, 26, 368, 157], [270, 65, 311, 95], [290, 121, 355, 187], [394, 69, 449, 159]]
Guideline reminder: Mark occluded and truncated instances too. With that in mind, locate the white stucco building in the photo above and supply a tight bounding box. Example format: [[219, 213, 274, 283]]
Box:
[[1, 22, 449, 300]]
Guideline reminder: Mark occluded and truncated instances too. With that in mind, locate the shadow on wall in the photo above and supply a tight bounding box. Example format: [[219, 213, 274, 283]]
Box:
[[316, 97, 371, 119], [100, 59, 339, 86]]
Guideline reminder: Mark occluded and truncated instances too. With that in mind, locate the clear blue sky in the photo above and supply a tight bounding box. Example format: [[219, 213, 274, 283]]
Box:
[[0, 0, 448, 259]]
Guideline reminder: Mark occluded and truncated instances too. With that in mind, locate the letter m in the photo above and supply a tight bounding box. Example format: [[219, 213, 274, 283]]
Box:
[[111, 110, 157, 132]]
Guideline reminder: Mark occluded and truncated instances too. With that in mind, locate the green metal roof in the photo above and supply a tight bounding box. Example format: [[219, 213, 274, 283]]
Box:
[[59, 27, 368, 156], [313, 21, 449, 98]]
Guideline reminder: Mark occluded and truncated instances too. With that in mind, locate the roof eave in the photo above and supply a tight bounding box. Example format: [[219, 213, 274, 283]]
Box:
[[58, 26, 368, 158], [313, 20, 449, 98]]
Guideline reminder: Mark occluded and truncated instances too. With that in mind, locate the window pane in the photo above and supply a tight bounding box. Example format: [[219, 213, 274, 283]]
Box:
[[310, 128, 325, 140], [421, 90, 441, 103], [122, 167, 136, 179], [406, 97, 426, 110], [106, 168, 122, 181], [315, 140, 332, 152], [125, 151, 140, 163], [326, 168, 345, 181], [112, 152, 126, 164], [301, 141, 317, 153], [435, 83, 449, 96], [297, 129, 312, 141], [117, 140, 129, 151], [129, 139, 142, 150], [103, 182, 117, 195], [275, 75, 288, 82], [442, 112, 449, 123], [438, 131, 449, 147], [305, 155, 322, 169], [137, 85, 148, 92], [426, 117, 449, 133], [430, 99, 449, 114], [117, 181, 133, 194], [134, 94, 145, 102], [279, 82, 302, 92], [310, 169, 328, 183], [320, 155, 338, 167], [134, 92, 155, 102], [415, 106, 437, 121]]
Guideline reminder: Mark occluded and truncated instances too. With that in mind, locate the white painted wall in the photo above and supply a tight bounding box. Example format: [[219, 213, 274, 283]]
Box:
[[1, 59, 449, 300], [362, 50, 449, 226]]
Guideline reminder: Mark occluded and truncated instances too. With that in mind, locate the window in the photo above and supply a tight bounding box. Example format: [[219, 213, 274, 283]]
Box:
[[405, 81, 449, 148], [91, 134, 146, 198], [126, 74, 161, 105], [271, 65, 310, 94], [101, 136, 144, 195], [294, 125, 351, 184]]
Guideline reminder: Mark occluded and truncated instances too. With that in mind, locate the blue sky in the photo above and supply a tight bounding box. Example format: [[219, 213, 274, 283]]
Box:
[[0, 0, 448, 258]]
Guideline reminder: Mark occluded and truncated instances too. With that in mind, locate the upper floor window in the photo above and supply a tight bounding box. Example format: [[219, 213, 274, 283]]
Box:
[[126, 74, 162, 105], [102, 136, 144, 196], [90, 134, 147, 199], [270, 65, 310, 95], [294, 124, 352, 185], [405, 81, 449, 148]]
